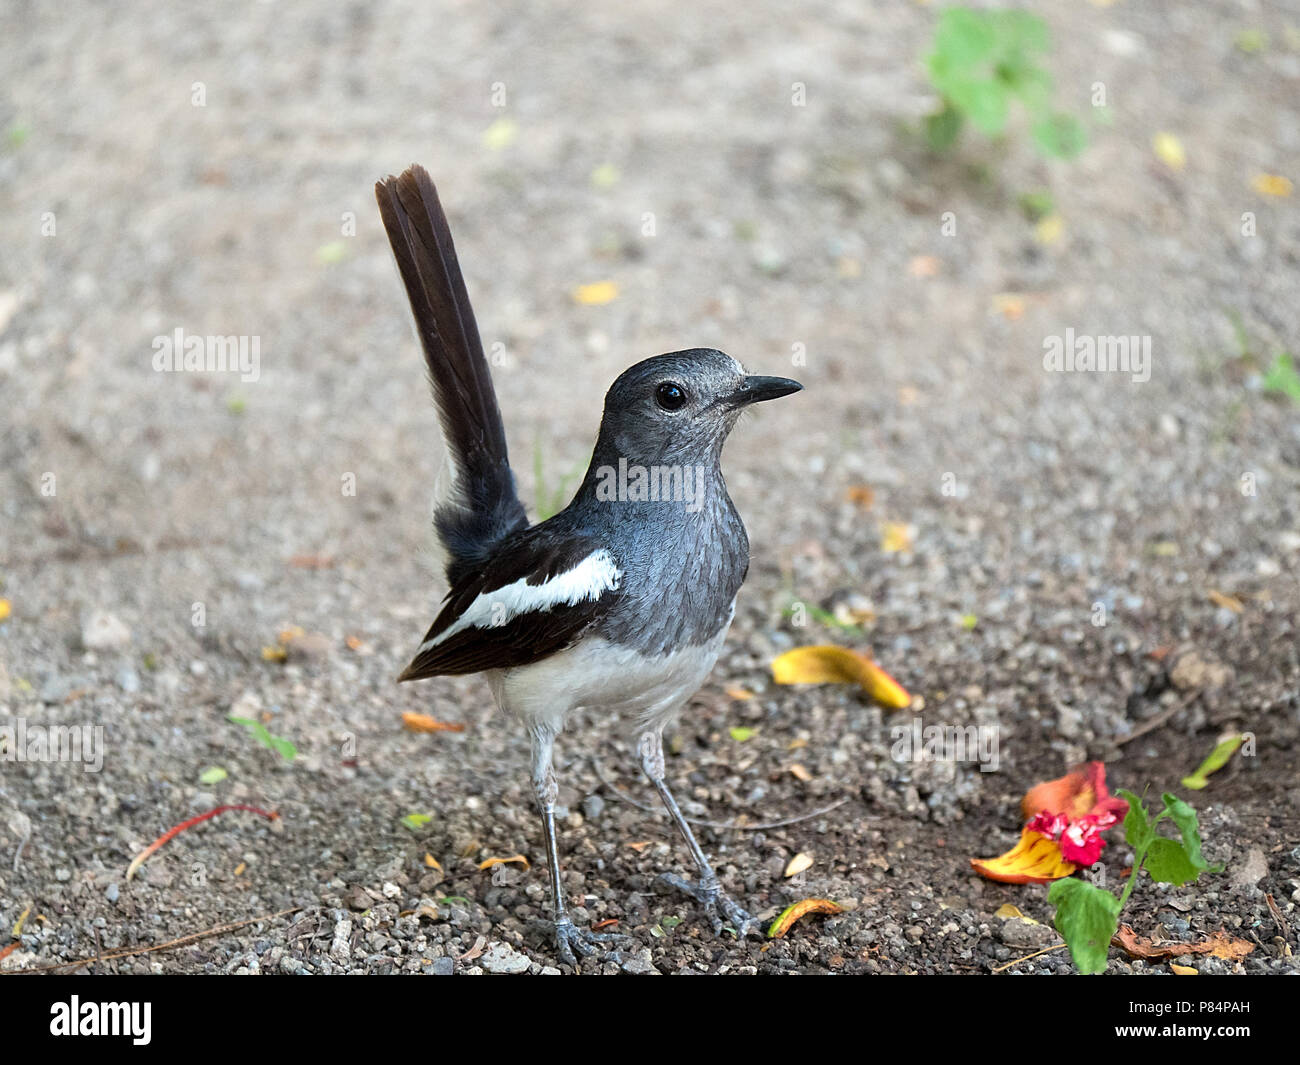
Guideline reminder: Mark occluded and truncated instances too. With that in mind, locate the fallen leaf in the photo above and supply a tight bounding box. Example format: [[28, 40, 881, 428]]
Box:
[[729, 726, 757, 742], [288, 553, 335, 569], [767, 898, 844, 938], [1207, 589, 1244, 613], [1034, 214, 1064, 246], [993, 293, 1024, 320], [845, 484, 875, 509], [482, 117, 517, 151], [1251, 173, 1293, 198], [907, 254, 940, 278], [478, 854, 530, 872], [401, 812, 432, 831], [771, 645, 911, 709], [994, 904, 1037, 923], [402, 712, 466, 734], [590, 163, 620, 189], [573, 280, 619, 305], [1153, 131, 1186, 170], [971, 828, 1077, 884], [1182, 734, 1244, 790], [198, 766, 228, 785], [11, 906, 30, 939], [880, 521, 913, 553], [1112, 924, 1254, 962], [1171, 963, 1198, 975], [424, 853, 442, 870], [789, 764, 812, 782], [784, 852, 814, 877]]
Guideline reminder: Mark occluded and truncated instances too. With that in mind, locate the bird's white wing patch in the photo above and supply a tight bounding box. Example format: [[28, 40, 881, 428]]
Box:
[[418, 549, 623, 652]]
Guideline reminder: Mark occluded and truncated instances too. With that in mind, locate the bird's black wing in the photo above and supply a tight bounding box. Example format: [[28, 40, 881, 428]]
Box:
[[397, 529, 623, 681], [375, 165, 528, 585]]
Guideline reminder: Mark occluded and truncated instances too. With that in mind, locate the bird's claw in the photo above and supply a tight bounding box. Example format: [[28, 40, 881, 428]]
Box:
[[656, 872, 762, 938], [552, 917, 628, 967]]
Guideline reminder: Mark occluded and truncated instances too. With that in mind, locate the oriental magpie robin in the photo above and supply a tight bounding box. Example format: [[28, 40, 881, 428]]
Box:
[[375, 164, 802, 965]]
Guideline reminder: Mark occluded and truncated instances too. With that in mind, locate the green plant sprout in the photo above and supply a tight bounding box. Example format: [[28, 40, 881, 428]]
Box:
[[924, 7, 1086, 160], [229, 714, 297, 761], [1048, 790, 1223, 974]]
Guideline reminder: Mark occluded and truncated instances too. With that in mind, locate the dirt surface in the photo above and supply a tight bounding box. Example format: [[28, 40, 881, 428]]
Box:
[[1, 1, 1298, 975]]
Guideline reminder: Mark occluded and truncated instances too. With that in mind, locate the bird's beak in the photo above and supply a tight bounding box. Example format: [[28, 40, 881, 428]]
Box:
[[724, 375, 804, 407]]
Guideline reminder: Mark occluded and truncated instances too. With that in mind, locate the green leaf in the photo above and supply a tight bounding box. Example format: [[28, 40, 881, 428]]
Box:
[[269, 736, 298, 762], [1181, 735, 1244, 790], [1144, 837, 1203, 886], [198, 766, 228, 785], [1262, 352, 1300, 404], [729, 726, 757, 743], [401, 812, 432, 831], [1116, 788, 1153, 852], [1031, 113, 1087, 159], [1048, 877, 1120, 975], [960, 81, 1010, 135], [1161, 793, 1222, 874], [924, 104, 963, 151]]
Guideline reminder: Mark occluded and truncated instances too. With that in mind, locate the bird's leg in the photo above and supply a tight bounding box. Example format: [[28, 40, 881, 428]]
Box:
[[637, 728, 761, 938], [530, 724, 625, 965]]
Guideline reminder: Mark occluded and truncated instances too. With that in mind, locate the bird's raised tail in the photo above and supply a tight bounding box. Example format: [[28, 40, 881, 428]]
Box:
[[376, 165, 528, 585]]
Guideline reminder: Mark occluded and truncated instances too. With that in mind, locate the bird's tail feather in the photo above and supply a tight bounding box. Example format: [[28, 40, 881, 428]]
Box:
[[375, 165, 528, 583]]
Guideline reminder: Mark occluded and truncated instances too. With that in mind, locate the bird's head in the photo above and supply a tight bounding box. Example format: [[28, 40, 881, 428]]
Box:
[[593, 348, 802, 468]]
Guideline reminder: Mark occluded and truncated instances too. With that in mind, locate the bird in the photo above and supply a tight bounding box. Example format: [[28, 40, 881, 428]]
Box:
[[374, 163, 802, 964]]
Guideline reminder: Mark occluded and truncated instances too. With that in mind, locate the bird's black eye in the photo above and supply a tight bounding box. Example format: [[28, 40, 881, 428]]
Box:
[[655, 381, 687, 410]]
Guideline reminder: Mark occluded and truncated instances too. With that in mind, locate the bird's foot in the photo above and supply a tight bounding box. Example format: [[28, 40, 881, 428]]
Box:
[[656, 872, 761, 938], [552, 917, 628, 967]]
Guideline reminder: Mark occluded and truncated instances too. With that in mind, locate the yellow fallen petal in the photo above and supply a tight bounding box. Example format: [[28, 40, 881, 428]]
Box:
[[424, 853, 442, 870], [1034, 214, 1064, 246], [1171, 963, 1198, 975], [573, 281, 619, 305], [993, 293, 1025, 320], [1153, 132, 1186, 170], [771, 645, 912, 709], [971, 828, 1077, 884], [881, 521, 913, 553], [1251, 173, 1293, 198], [789, 764, 812, 782], [767, 897, 844, 939], [0, 598, 10, 621], [261, 645, 287, 662], [994, 904, 1037, 922], [784, 852, 814, 877], [478, 854, 530, 871], [482, 117, 518, 151]]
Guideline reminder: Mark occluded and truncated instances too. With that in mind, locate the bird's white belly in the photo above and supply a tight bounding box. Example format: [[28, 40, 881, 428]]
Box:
[[488, 601, 734, 735]]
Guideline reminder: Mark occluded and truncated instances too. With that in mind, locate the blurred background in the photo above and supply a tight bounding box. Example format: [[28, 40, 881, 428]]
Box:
[[0, 1, 1297, 974]]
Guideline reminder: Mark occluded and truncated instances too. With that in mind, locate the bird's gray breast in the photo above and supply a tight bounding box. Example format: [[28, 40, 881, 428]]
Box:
[[591, 485, 749, 655]]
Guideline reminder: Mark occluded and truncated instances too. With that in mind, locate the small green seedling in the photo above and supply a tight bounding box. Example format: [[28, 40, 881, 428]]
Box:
[[1048, 790, 1223, 974], [1262, 352, 1300, 405], [229, 714, 297, 761], [924, 7, 1086, 160]]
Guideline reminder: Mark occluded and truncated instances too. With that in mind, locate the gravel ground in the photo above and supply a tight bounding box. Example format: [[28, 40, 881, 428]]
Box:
[[1, 0, 1298, 975]]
